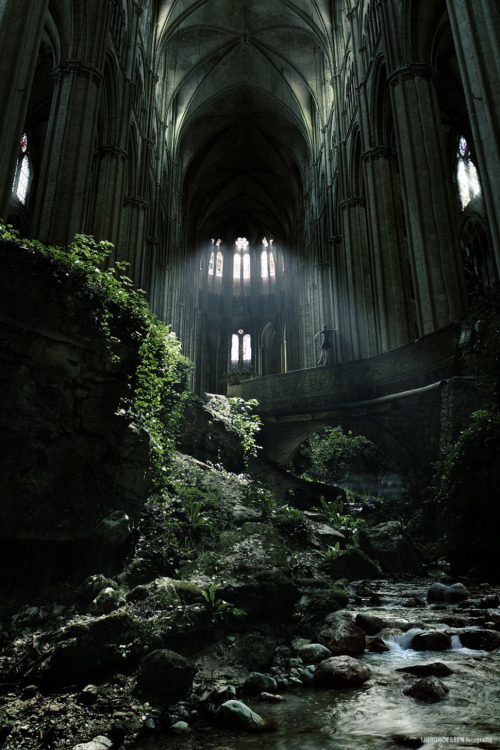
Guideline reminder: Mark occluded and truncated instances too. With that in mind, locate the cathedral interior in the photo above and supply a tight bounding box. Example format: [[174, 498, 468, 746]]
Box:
[[1, 0, 499, 395]]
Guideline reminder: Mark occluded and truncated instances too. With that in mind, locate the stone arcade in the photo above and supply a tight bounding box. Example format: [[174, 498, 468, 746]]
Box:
[[1, 0, 498, 399]]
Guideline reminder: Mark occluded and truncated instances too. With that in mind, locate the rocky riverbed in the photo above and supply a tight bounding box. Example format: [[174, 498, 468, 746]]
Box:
[[1, 455, 499, 750]]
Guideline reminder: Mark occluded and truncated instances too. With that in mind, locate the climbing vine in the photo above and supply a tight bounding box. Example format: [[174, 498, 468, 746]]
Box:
[[0, 222, 192, 481]]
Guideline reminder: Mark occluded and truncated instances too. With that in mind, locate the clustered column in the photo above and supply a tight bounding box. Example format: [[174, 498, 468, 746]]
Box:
[[362, 147, 411, 350], [388, 64, 467, 334]]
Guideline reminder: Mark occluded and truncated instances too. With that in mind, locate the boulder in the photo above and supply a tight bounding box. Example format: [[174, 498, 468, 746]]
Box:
[[427, 582, 470, 604], [458, 629, 500, 651], [73, 738, 112, 750], [403, 676, 449, 703], [215, 700, 268, 732], [314, 656, 371, 687], [88, 587, 126, 615], [317, 613, 366, 655], [355, 612, 385, 635], [396, 662, 453, 678], [359, 521, 424, 575], [243, 672, 277, 694], [137, 649, 196, 700], [366, 637, 390, 653], [293, 585, 349, 635], [296, 643, 332, 664], [410, 631, 451, 651], [78, 575, 118, 605]]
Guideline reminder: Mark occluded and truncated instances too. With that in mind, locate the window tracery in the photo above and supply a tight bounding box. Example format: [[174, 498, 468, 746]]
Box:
[[12, 133, 32, 205], [457, 136, 481, 210], [231, 329, 252, 367]]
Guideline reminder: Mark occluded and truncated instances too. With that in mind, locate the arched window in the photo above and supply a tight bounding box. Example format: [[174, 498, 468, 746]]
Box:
[[260, 238, 276, 281], [233, 252, 241, 280], [243, 333, 252, 363], [12, 133, 32, 206], [234, 237, 250, 283], [261, 249, 268, 279], [230, 329, 252, 368], [231, 333, 239, 365], [209, 239, 223, 278], [457, 136, 481, 210], [269, 249, 276, 278], [242, 252, 251, 281], [216, 250, 223, 277]]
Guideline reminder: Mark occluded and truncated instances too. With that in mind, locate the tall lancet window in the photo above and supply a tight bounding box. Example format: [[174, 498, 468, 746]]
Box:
[[12, 133, 32, 205], [231, 329, 252, 368], [234, 237, 250, 283], [457, 136, 481, 210], [260, 238, 276, 280], [209, 239, 223, 277]]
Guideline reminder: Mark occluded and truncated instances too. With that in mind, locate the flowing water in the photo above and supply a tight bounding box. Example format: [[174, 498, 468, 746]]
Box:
[[132, 580, 500, 749]]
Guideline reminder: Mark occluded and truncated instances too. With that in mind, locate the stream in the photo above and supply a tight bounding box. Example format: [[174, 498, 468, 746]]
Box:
[[131, 579, 500, 750]]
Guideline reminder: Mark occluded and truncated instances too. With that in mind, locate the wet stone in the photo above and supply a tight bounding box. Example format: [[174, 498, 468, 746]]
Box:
[[396, 662, 453, 678], [403, 675, 449, 703]]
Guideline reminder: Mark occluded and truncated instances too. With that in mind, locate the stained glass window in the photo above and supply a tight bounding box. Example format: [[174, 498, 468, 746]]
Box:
[[231, 334, 239, 365], [233, 253, 241, 280], [16, 157, 31, 205], [216, 250, 223, 277], [243, 252, 251, 281], [269, 251, 276, 278], [457, 136, 481, 210], [243, 334, 252, 363], [231, 330, 252, 367], [12, 133, 32, 206], [208, 250, 215, 275], [261, 250, 268, 279]]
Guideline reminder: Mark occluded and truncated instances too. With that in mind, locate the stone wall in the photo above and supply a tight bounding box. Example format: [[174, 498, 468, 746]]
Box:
[[0, 241, 152, 581]]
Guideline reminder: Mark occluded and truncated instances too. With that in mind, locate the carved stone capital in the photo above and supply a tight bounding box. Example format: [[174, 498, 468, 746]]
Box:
[[362, 146, 396, 163], [52, 60, 103, 86], [99, 145, 128, 161], [340, 196, 366, 209], [389, 63, 437, 88]]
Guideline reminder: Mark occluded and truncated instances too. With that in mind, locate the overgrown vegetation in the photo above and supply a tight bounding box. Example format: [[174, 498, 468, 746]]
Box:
[[208, 396, 262, 464], [0, 221, 192, 481], [429, 407, 500, 575], [290, 425, 384, 490]]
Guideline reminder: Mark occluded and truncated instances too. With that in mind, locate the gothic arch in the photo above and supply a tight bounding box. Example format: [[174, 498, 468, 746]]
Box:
[[261, 321, 280, 376]]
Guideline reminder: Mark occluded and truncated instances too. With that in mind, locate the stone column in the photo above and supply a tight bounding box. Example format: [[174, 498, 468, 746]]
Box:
[[389, 64, 467, 334], [363, 147, 411, 350], [0, 0, 50, 217], [122, 197, 147, 284], [340, 197, 378, 359], [446, 0, 500, 274], [33, 60, 104, 245], [91, 145, 128, 245]]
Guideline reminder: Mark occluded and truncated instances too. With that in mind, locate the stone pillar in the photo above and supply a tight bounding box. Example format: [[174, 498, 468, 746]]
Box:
[[340, 197, 377, 359], [33, 60, 104, 245], [363, 147, 411, 350], [389, 65, 467, 334], [0, 0, 50, 217], [122, 197, 147, 284], [92, 146, 128, 245], [446, 0, 500, 274]]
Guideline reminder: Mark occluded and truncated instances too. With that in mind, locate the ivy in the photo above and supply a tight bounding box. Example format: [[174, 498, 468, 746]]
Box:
[[0, 221, 192, 481]]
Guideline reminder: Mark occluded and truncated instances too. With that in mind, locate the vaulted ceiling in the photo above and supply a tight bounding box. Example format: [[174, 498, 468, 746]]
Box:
[[155, 0, 336, 245]]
